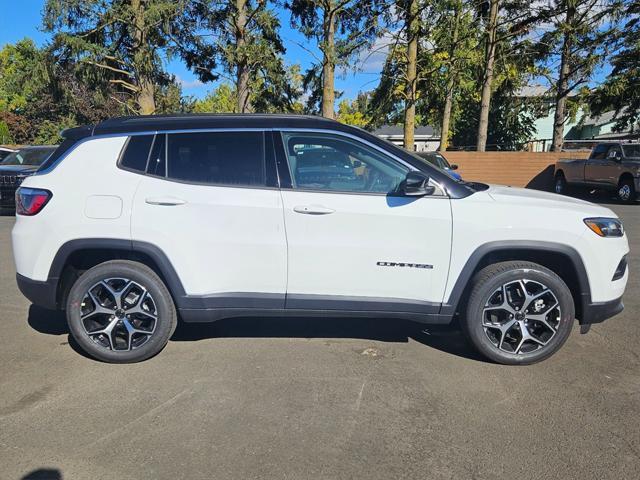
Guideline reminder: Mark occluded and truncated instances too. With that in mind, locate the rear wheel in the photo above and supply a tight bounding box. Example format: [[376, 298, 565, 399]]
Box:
[[66, 260, 177, 363], [462, 261, 574, 365], [617, 177, 636, 203]]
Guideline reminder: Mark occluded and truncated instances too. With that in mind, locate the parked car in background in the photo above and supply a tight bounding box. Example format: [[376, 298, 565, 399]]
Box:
[[0, 147, 16, 162], [12, 114, 628, 365], [0, 146, 57, 211], [417, 152, 462, 180], [555, 141, 640, 203]]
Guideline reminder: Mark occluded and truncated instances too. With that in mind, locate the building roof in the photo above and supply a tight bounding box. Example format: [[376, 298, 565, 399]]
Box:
[[515, 85, 578, 98], [63, 114, 345, 139], [373, 125, 436, 137]]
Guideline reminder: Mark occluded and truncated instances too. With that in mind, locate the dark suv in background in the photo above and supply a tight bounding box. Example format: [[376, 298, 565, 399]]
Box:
[[0, 146, 57, 212]]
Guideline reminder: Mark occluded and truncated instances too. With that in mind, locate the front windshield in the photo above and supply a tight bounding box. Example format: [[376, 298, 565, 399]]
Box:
[[622, 144, 640, 158], [1, 148, 54, 166]]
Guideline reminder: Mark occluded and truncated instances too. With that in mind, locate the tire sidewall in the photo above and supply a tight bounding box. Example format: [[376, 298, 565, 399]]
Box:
[[66, 261, 176, 363], [554, 174, 565, 194], [465, 265, 574, 365]]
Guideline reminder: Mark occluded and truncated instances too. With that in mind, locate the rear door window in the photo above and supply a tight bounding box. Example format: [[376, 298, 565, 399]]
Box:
[[166, 132, 265, 186]]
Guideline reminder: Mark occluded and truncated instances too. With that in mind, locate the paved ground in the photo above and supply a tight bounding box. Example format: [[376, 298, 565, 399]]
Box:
[[1, 193, 639, 480]]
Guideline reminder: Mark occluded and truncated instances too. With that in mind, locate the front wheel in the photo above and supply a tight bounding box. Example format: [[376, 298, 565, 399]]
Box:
[[462, 261, 574, 365], [66, 260, 177, 363]]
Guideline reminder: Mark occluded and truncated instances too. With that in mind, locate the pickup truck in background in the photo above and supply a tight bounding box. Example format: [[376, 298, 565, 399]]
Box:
[[554, 142, 640, 203]]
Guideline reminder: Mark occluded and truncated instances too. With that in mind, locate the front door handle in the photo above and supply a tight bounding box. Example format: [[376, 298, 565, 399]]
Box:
[[293, 205, 335, 215], [145, 196, 187, 206]]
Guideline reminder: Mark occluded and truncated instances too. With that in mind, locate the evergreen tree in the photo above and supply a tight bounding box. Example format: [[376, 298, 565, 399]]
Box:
[[589, 0, 639, 133]]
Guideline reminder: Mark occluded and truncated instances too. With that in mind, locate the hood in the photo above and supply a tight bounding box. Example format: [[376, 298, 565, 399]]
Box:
[[0, 165, 38, 175], [486, 184, 615, 216]]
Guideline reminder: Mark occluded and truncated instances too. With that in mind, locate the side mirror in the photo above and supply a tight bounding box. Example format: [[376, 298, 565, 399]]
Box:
[[400, 171, 435, 197], [450, 164, 459, 170]]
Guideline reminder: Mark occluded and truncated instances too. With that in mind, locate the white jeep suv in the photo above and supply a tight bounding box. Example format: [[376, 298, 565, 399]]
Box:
[[12, 115, 629, 364]]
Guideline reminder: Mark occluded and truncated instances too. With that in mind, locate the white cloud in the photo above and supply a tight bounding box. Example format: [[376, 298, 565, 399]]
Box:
[[175, 74, 205, 89]]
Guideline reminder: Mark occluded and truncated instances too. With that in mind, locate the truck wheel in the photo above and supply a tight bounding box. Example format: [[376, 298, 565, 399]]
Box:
[[462, 261, 574, 365], [554, 173, 567, 195], [66, 260, 177, 363], [617, 177, 636, 203]]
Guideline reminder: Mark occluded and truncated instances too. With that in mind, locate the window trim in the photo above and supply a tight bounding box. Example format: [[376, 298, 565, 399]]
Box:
[[107, 127, 447, 197], [275, 129, 448, 198]]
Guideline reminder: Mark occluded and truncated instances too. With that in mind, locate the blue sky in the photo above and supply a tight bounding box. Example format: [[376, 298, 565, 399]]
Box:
[[0, 1, 385, 101]]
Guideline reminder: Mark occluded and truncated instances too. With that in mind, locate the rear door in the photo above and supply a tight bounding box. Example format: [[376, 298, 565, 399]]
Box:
[[131, 130, 287, 308], [277, 131, 452, 315]]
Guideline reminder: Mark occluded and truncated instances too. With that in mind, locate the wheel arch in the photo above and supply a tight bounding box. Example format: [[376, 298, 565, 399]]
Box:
[[441, 241, 591, 323], [49, 239, 186, 310], [618, 171, 634, 185]]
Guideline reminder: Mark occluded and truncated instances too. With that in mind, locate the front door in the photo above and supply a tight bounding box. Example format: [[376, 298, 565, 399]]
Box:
[[277, 131, 452, 314]]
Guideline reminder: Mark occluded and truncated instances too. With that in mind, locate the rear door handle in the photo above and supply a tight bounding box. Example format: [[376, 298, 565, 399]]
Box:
[[293, 205, 335, 215], [145, 196, 187, 206]]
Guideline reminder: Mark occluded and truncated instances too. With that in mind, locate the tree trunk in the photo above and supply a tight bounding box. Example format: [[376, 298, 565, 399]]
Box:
[[321, 6, 336, 119], [439, 4, 460, 151], [131, 0, 155, 115], [236, 0, 252, 113], [404, 0, 418, 150], [551, 5, 576, 152], [476, 0, 499, 152]]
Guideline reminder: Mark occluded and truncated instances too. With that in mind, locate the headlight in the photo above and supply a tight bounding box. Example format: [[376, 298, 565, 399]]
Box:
[[584, 217, 624, 237]]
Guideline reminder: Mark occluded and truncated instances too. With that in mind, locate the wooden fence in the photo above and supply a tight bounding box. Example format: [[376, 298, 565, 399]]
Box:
[[440, 151, 590, 190]]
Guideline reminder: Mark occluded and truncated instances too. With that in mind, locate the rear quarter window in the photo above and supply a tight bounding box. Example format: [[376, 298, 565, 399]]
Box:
[[119, 135, 154, 173]]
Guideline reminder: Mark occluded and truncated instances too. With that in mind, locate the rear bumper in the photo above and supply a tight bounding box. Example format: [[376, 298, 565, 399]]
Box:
[[16, 273, 58, 310], [580, 296, 624, 325]]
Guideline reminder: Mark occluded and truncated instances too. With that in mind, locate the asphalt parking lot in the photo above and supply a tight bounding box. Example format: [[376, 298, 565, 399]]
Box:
[[1, 194, 639, 480]]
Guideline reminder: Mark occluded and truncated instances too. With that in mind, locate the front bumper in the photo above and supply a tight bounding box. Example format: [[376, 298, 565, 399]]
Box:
[[580, 296, 624, 325]]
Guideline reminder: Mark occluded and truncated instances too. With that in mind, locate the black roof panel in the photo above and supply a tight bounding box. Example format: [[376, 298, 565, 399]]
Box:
[[91, 113, 342, 136]]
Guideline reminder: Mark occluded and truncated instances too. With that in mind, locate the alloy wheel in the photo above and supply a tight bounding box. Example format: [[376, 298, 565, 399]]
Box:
[[482, 279, 561, 355], [80, 278, 158, 351], [554, 178, 564, 194], [619, 184, 631, 201]]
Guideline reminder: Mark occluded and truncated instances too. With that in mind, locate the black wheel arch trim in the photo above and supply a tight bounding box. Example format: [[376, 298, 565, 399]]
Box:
[[45, 238, 188, 309], [440, 240, 594, 323]]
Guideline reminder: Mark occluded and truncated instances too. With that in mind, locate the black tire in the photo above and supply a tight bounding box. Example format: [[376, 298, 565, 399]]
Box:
[[554, 172, 568, 195], [617, 177, 636, 204], [66, 260, 177, 363], [462, 261, 574, 365]]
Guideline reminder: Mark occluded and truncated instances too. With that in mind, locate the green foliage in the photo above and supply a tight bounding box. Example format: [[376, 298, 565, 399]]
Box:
[[193, 84, 238, 113], [0, 121, 12, 144], [590, 1, 640, 132], [336, 93, 372, 127], [0, 39, 50, 113], [174, 0, 298, 113], [43, 0, 184, 113], [452, 81, 537, 150], [287, 0, 386, 113]]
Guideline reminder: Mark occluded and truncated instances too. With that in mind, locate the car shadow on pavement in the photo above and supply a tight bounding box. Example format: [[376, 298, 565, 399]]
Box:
[[21, 468, 63, 480], [27, 305, 94, 360], [27, 305, 487, 363], [172, 316, 487, 362]]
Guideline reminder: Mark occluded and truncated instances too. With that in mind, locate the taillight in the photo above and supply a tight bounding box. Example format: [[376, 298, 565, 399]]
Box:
[[15, 187, 52, 216]]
